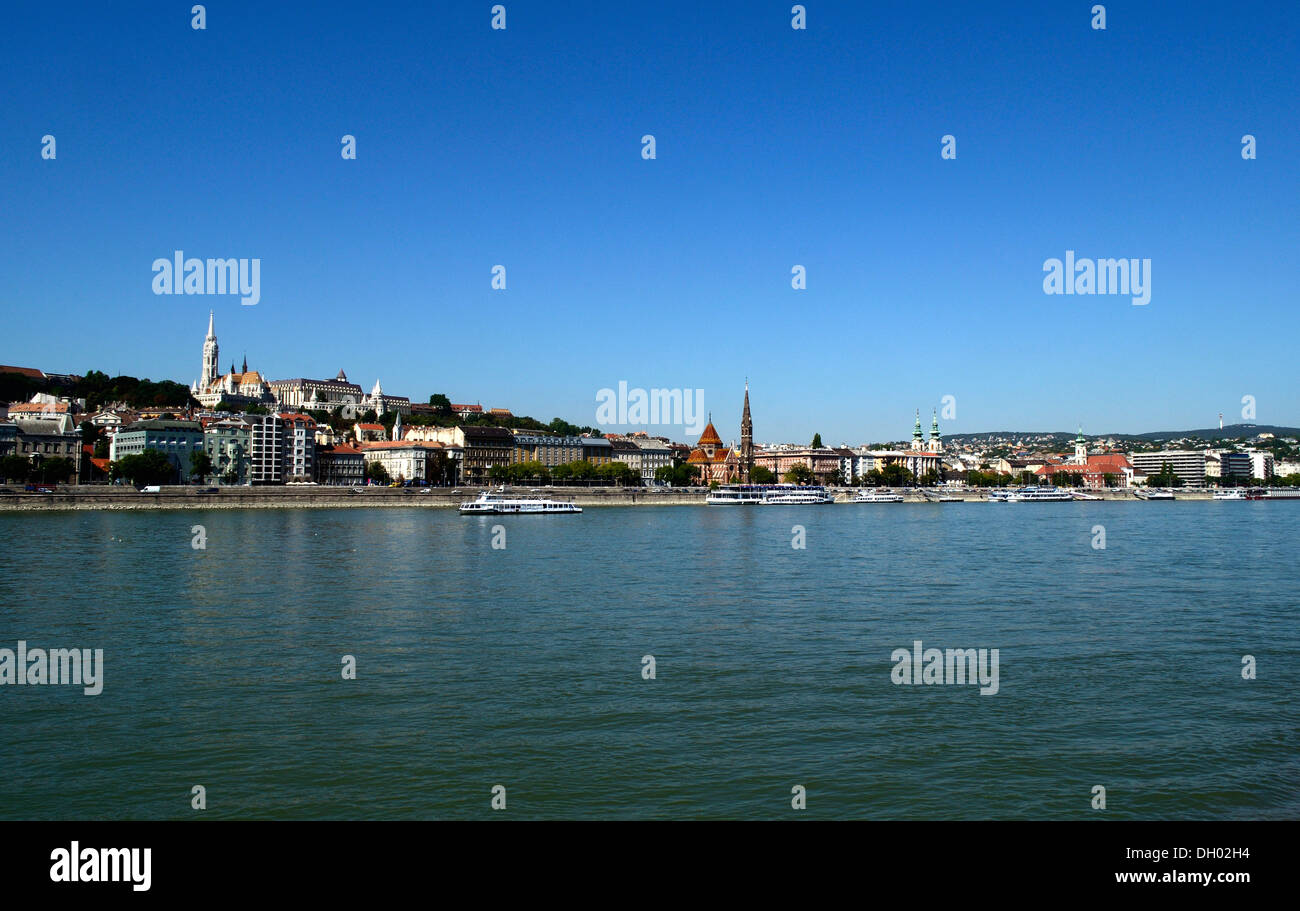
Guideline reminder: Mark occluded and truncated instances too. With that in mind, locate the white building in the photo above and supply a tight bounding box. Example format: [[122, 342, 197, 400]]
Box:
[[269, 370, 366, 419], [1129, 450, 1207, 485], [633, 436, 674, 485]]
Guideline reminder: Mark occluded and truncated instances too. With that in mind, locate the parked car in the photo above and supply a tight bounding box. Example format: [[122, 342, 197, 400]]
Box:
[[139, 485, 162, 493]]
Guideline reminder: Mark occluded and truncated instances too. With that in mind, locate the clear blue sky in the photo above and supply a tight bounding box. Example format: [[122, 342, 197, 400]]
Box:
[[2, 1, 1296, 444]]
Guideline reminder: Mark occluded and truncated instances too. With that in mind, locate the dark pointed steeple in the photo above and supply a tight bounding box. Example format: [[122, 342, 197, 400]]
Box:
[[740, 379, 753, 481]]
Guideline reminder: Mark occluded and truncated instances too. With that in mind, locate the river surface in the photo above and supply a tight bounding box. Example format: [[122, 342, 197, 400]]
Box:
[[1, 502, 1296, 819]]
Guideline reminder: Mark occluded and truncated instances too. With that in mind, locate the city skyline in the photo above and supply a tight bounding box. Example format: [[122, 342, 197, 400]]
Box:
[[9, 306, 1295, 448], [3, 0, 1297, 442]]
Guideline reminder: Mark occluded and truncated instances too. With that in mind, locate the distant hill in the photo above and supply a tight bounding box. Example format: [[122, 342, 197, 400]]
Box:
[[946, 424, 1299, 444]]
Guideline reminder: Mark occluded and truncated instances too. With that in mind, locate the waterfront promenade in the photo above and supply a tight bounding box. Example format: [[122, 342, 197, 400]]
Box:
[[0, 485, 1241, 510]]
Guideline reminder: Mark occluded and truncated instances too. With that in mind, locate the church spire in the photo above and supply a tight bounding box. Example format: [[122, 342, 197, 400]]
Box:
[[740, 380, 754, 481], [200, 310, 219, 390]]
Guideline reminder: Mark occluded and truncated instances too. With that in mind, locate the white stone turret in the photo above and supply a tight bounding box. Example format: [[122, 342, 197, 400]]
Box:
[[201, 310, 219, 388]]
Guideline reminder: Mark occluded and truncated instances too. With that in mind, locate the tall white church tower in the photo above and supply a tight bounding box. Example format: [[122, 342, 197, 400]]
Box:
[[202, 310, 219, 388]]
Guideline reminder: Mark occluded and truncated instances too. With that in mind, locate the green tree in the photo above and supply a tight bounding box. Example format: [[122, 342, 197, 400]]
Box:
[[749, 465, 776, 484], [509, 460, 551, 483], [190, 451, 214, 482], [36, 457, 75, 484], [365, 461, 391, 484], [1, 455, 32, 482], [810, 433, 823, 448], [1149, 461, 1183, 487], [880, 463, 910, 487], [112, 449, 177, 486], [654, 463, 700, 486], [784, 463, 814, 485], [598, 461, 640, 486], [919, 469, 941, 487]]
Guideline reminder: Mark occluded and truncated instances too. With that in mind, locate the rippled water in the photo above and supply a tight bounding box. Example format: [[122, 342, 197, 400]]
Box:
[[1, 501, 1296, 819]]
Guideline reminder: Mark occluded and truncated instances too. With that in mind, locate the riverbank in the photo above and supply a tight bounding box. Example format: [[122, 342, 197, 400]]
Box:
[[0, 485, 710, 510], [0, 485, 1255, 511]]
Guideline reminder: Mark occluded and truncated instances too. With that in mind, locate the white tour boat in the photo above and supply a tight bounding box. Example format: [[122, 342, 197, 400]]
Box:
[[459, 490, 582, 515], [1135, 488, 1175, 501], [705, 484, 766, 505], [852, 489, 906, 503], [1001, 486, 1073, 503], [705, 483, 834, 505], [759, 484, 835, 505], [1213, 489, 1246, 500]]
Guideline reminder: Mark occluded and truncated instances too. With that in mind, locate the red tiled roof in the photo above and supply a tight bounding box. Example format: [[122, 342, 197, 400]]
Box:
[[9, 402, 70, 413], [0, 365, 45, 379], [687, 446, 733, 464], [697, 422, 723, 446], [357, 440, 444, 451]]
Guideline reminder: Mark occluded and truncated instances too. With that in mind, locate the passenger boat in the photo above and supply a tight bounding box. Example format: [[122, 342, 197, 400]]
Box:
[[705, 483, 834, 505], [759, 485, 835, 505], [1135, 488, 1175, 500], [1213, 489, 1245, 500], [459, 490, 581, 514], [852, 489, 905, 503], [705, 484, 766, 505], [1000, 486, 1073, 502]]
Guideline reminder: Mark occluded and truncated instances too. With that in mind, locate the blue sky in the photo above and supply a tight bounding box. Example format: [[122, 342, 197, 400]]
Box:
[[2, 1, 1297, 444]]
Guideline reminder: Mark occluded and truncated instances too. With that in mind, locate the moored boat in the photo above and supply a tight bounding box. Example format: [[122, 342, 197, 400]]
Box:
[[1135, 488, 1175, 500], [996, 486, 1073, 502], [706, 483, 834, 505], [759, 484, 835, 505], [852, 489, 905, 503]]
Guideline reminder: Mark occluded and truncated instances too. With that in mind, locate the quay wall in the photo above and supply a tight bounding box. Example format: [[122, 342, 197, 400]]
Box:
[[0, 485, 1231, 511]]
